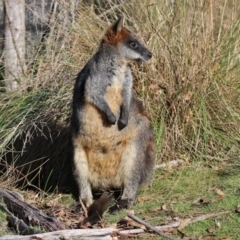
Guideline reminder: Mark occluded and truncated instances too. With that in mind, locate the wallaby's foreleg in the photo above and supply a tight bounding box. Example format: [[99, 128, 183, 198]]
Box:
[[90, 95, 116, 125], [121, 180, 140, 207], [73, 144, 93, 207], [110, 179, 139, 213], [118, 104, 129, 130], [118, 68, 132, 130]]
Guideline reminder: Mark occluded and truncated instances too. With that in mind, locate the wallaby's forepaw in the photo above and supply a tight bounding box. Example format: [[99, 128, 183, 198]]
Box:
[[109, 199, 131, 214], [118, 117, 128, 130], [107, 113, 116, 125]]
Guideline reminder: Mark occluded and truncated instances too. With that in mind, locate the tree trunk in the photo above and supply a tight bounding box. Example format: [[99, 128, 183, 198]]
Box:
[[4, 0, 25, 91]]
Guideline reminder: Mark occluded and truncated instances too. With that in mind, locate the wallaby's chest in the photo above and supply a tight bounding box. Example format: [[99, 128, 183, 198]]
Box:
[[78, 102, 128, 188], [104, 64, 127, 111], [76, 66, 129, 185], [105, 77, 123, 114]]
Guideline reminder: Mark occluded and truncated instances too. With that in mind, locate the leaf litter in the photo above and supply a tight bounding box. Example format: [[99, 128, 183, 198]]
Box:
[[0, 189, 234, 239]]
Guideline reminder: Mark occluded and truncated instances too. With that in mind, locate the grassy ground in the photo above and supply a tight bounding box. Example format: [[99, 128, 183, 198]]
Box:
[[0, 209, 8, 236], [0, 0, 240, 239], [1, 161, 239, 239], [102, 159, 240, 239]]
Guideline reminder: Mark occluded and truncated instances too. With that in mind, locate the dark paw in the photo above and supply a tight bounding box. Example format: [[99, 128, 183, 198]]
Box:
[[118, 117, 128, 130], [107, 114, 116, 125]]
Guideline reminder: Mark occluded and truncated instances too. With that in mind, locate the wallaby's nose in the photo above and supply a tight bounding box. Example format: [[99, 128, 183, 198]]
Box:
[[147, 52, 152, 59]]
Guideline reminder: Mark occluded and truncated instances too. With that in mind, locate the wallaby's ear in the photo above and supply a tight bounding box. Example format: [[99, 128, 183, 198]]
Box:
[[111, 16, 124, 35], [103, 16, 128, 45]]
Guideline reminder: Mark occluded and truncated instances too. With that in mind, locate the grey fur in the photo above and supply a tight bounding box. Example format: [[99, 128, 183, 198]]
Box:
[[84, 44, 133, 127]]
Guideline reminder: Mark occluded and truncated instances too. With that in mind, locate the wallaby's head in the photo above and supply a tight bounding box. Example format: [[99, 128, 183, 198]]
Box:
[[102, 17, 152, 62]]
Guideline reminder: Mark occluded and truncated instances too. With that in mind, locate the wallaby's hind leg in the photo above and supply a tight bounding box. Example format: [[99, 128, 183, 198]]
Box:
[[110, 122, 155, 213], [73, 143, 93, 207], [110, 141, 140, 213]]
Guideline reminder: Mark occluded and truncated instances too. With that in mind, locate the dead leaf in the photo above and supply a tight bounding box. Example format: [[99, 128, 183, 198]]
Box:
[[99, 221, 108, 228], [45, 199, 60, 207], [55, 208, 65, 218], [215, 219, 221, 228], [127, 209, 135, 215], [215, 188, 225, 196], [178, 218, 191, 230], [34, 192, 40, 199], [186, 109, 193, 122], [182, 90, 193, 101], [127, 219, 146, 230], [79, 222, 91, 228], [118, 212, 146, 230], [161, 204, 168, 211], [207, 227, 215, 233], [136, 196, 151, 203], [149, 83, 159, 91], [212, 195, 224, 203]]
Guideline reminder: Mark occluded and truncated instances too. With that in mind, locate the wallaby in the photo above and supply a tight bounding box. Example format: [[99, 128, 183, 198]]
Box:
[[71, 17, 156, 211]]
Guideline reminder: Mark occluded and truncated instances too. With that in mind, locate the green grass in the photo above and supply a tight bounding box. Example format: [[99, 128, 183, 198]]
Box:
[[0, 208, 8, 236], [1, 162, 239, 239], [0, 198, 17, 236], [104, 160, 240, 239]]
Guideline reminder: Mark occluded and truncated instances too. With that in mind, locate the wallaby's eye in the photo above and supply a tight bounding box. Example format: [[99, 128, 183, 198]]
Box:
[[130, 41, 138, 49]]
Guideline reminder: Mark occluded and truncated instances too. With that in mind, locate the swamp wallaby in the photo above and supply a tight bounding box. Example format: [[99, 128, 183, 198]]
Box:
[[71, 17, 155, 211]]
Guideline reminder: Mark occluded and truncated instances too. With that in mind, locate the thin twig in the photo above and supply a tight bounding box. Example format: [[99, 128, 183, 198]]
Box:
[[79, 198, 88, 217], [190, 210, 231, 224], [127, 213, 180, 240], [0, 162, 47, 194], [155, 160, 184, 169]]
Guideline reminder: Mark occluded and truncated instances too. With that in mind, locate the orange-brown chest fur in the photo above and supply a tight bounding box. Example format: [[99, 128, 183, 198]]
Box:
[[105, 74, 124, 114]]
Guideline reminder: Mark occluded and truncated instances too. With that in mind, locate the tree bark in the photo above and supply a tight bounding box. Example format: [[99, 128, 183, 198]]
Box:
[[4, 0, 25, 91], [0, 189, 68, 233]]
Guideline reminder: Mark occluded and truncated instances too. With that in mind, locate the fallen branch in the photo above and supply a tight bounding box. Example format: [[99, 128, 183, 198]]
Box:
[[120, 221, 180, 234], [127, 213, 180, 240], [180, 210, 231, 228], [0, 210, 232, 240], [124, 210, 231, 235], [0, 202, 39, 235], [0, 189, 68, 232], [0, 188, 232, 240], [0, 228, 115, 240]]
